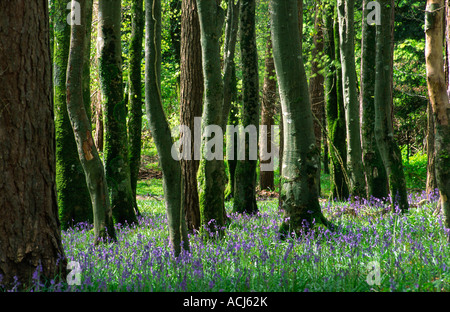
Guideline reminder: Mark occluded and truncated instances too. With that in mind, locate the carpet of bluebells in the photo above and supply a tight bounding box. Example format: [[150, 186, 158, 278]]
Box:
[[14, 190, 450, 292]]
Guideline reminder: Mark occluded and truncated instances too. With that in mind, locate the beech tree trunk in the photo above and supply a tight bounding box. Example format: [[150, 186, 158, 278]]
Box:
[[270, 0, 330, 237], [425, 0, 450, 237], [0, 0, 67, 289], [361, 0, 389, 199], [145, 0, 189, 255], [98, 0, 138, 224], [374, 0, 409, 212], [54, 0, 93, 228], [233, 0, 259, 214], [337, 0, 366, 198]]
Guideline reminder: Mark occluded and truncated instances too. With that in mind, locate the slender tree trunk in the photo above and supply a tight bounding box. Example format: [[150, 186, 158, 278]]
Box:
[[425, 0, 450, 238], [0, 0, 67, 289], [98, 0, 137, 224], [361, 0, 388, 199], [337, 0, 366, 198], [324, 1, 348, 200], [67, 0, 116, 244], [180, 0, 203, 232], [260, 36, 276, 191], [170, 0, 182, 66], [54, 0, 93, 229], [196, 0, 227, 234], [374, 0, 409, 212], [309, 0, 325, 196], [426, 100, 437, 196], [233, 0, 259, 214], [270, 0, 330, 238], [223, 0, 240, 201], [145, 0, 189, 255], [128, 0, 144, 213]]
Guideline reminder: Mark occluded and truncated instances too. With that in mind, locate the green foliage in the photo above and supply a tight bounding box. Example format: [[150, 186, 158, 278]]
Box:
[[401, 147, 427, 190]]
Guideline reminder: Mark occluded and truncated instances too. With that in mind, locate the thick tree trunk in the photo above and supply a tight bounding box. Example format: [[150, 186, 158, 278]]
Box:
[[425, 0, 450, 237], [0, 0, 67, 289], [337, 0, 366, 198], [128, 0, 144, 212], [180, 0, 203, 232], [67, 0, 116, 244], [196, 0, 227, 234], [145, 0, 189, 254], [54, 0, 93, 229], [374, 0, 409, 212], [360, 0, 389, 199], [324, 2, 349, 200], [270, 0, 330, 237], [233, 0, 259, 214], [260, 36, 276, 191], [98, 0, 138, 224]]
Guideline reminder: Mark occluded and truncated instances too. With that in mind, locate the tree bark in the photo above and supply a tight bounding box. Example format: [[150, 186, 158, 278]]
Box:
[[259, 36, 276, 191], [128, 0, 144, 212], [425, 0, 450, 237], [270, 0, 330, 237], [324, 1, 349, 200], [337, 0, 366, 198], [0, 0, 67, 289], [196, 0, 227, 234], [233, 0, 259, 214], [360, 0, 389, 199], [98, 0, 138, 224], [180, 0, 203, 232], [145, 0, 189, 254], [309, 0, 325, 196], [426, 99, 437, 196], [54, 0, 93, 229], [374, 0, 409, 212]]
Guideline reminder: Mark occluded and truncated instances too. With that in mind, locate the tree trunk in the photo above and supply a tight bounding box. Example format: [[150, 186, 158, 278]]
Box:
[[374, 0, 409, 212], [98, 0, 138, 224], [145, 0, 189, 254], [196, 0, 227, 234], [360, 0, 389, 199], [260, 36, 276, 191], [337, 0, 366, 198], [54, 0, 93, 229], [128, 0, 144, 213], [324, 1, 349, 200], [180, 0, 203, 232], [425, 0, 450, 237], [426, 100, 437, 196], [309, 0, 325, 196], [233, 0, 259, 214], [270, 0, 330, 238], [0, 0, 67, 289]]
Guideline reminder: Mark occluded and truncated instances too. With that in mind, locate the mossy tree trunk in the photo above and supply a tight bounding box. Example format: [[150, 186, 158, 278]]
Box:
[[270, 0, 330, 237], [337, 0, 366, 198], [98, 0, 138, 225], [128, 0, 144, 213], [426, 100, 437, 196], [425, 0, 450, 237], [180, 0, 203, 232], [324, 1, 348, 200], [360, 0, 388, 200], [233, 0, 259, 214], [66, 0, 116, 244], [196, 0, 227, 234], [374, 0, 409, 212], [223, 0, 240, 201], [0, 0, 67, 288], [145, 0, 189, 255], [54, 0, 92, 229]]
